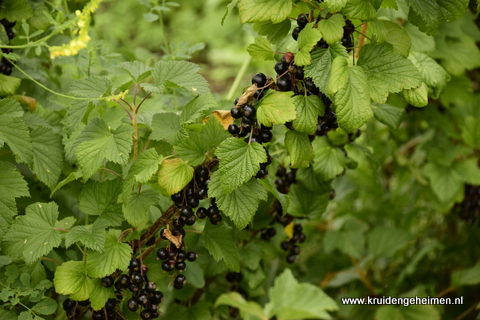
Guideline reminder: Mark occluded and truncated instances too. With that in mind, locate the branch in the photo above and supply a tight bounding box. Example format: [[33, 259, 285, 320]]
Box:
[[355, 23, 369, 59]]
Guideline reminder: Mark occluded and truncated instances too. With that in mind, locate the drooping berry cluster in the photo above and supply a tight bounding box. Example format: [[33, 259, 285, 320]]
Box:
[[454, 184, 480, 224], [0, 19, 15, 76], [225, 272, 248, 318], [62, 298, 91, 319], [156, 245, 197, 289], [316, 106, 339, 137]]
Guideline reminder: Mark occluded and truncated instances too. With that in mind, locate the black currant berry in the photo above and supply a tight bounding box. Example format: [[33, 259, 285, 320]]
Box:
[[176, 250, 187, 261], [187, 196, 199, 208], [226, 272, 243, 283], [161, 261, 174, 272], [101, 275, 114, 288], [187, 251, 197, 262], [150, 291, 164, 304], [171, 191, 183, 204], [92, 311, 105, 320], [297, 13, 308, 29], [329, 189, 336, 199], [137, 294, 149, 306], [63, 298, 76, 311], [286, 254, 296, 264], [174, 274, 187, 289], [131, 272, 143, 284], [228, 123, 239, 135], [243, 105, 256, 118], [140, 310, 152, 320], [175, 261, 187, 271], [105, 299, 116, 311], [207, 206, 219, 217], [280, 241, 290, 251], [128, 298, 139, 312], [241, 115, 254, 125], [274, 61, 289, 75], [130, 259, 141, 272], [305, 78, 319, 94], [185, 214, 196, 226], [251, 72, 267, 87], [260, 130, 272, 143], [230, 107, 243, 119], [276, 76, 292, 91], [291, 245, 301, 255], [210, 215, 222, 225], [296, 67, 305, 80], [197, 207, 207, 219], [292, 27, 301, 40], [173, 218, 185, 229], [286, 171, 296, 184], [180, 206, 193, 218], [344, 19, 355, 35], [195, 187, 208, 199], [146, 281, 157, 292]]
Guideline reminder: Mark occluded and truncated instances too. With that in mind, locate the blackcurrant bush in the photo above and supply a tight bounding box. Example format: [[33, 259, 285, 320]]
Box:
[[174, 274, 187, 289], [292, 27, 301, 40], [102, 275, 114, 288], [297, 13, 308, 29], [228, 123, 239, 135], [230, 107, 243, 119], [187, 251, 197, 262], [276, 76, 292, 91], [274, 61, 289, 75], [197, 207, 207, 219], [128, 298, 139, 311], [251, 72, 267, 87]]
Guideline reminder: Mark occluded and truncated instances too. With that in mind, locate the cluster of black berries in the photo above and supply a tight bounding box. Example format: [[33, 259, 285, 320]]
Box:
[[62, 299, 91, 319], [156, 245, 197, 289], [274, 52, 305, 93], [112, 258, 164, 319], [225, 272, 248, 318], [171, 165, 222, 225], [454, 184, 480, 224], [341, 19, 356, 52], [280, 224, 306, 263], [316, 106, 339, 137], [0, 19, 15, 76], [229, 73, 274, 179]]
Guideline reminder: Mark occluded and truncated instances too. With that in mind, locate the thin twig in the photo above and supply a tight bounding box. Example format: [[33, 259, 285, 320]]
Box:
[[355, 23, 369, 59], [115, 99, 133, 120], [41, 257, 62, 265], [137, 92, 152, 114], [103, 167, 123, 178]]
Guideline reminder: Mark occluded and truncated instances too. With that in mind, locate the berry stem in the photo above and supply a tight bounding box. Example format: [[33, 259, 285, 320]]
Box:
[[140, 204, 177, 245], [226, 55, 252, 101], [355, 23, 369, 59]]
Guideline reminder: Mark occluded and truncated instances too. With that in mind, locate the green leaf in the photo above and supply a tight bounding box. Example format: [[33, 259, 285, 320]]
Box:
[[0, 74, 21, 96], [90, 279, 115, 311], [120, 61, 152, 83], [203, 223, 240, 271], [258, 178, 290, 213], [402, 83, 428, 108], [312, 137, 346, 180], [214, 138, 267, 193], [451, 261, 480, 287], [296, 23, 323, 67], [367, 226, 411, 258], [202, 115, 232, 150], [215, 292, 266, 319], [408, 0, 468, 35], [174, 133, 206, 167], [288, 184, 329, 219], [65, 220, 107, 252], [70, 76, 113, 98], [32, 298, 57, 315], [456, 158, 480, 185], [0, 98, 23, 117], [342, 0, 377, 20], [157, 158, 194, 195], [238, 0, 293, 24], [324, 0, 348, 12], [329, 57, 373, 132], [153, 61, 209, 95], [462, 116, 480, 148], [209, 173, 267, 229], [79, 179, 122, 217], [408, 52, 450, 99], [181, 93, 218, 124], [373, 104, 405, 130], [253, 19, 291, 44], [423, 161, 463, 202], [382, 20, 411, 57], [122, 148, 163, 202], [256, 91, 296, 127], [150, 112, 187, 145], [86, 230, 131, 278], [357, 43, 422, 103], [31, 127, 63, 189], [0, 0, 34, 21], [54, 261, 94, 301], [317, 14, 345, 44], [285, 131, 315, 168], [75, 118, 133, 179], [268, 269, 338, 320], [375, 305, 441, 320], [3, 202, 61, 264], [182, 262, 205, 288], [405, 23, 435, 53], [0, 111, 33, 165], [222, 0, 240, 25], [124, 189, 160, 226], [247, 37, 275, 61], [304, 43, 349, 97]]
